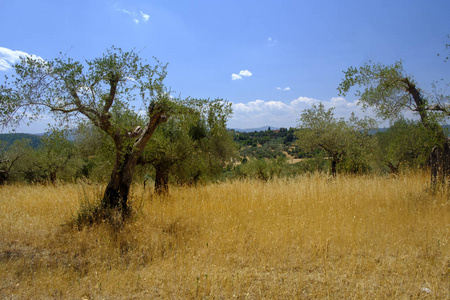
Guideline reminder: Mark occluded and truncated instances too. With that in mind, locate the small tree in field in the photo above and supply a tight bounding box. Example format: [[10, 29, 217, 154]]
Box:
[[0, 139, 32, 184], [35, 129, 76, 184], [0, 47, 175, 219], [296, 103, 376, 176], [375, 119, 435, 174], [140, 98, 236, 194]]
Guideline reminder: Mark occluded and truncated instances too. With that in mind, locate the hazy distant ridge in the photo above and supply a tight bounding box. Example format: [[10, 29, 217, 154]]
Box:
[[230, 126, 280, 132]]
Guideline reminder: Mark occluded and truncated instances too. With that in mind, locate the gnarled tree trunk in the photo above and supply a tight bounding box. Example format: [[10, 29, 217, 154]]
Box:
[[330, 155, 342, 177], [101, 149, 139, 216], [49, 172, 57, 185], [404, 79, 449, 187], [331, 159, 338, 177], [430, 139, 450, 189], [0, 171, 7, 185], [387, 162, 399, 175]]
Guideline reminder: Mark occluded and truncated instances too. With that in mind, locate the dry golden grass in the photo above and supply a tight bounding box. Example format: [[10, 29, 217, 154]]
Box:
[[0, 172, 449, 299]]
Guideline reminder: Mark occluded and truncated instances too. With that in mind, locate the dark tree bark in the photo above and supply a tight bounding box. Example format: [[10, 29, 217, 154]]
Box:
[[331, 159, 338, 177], [190, 171, 202, 186], [101, 150, 137, 214], [49, 172, 57, 185], [430, 140, 450, 188], [0, 171, 7, 185], [154, 163, 170, 195], [387, 162, 399, 175]]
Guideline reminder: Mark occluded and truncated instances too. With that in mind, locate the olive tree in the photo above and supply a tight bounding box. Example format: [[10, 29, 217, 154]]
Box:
[[140, 98, 236, 194], [338, 60, 450, 184], [35, 129, 76, 184], [71, 120, 117, 182], [375, 119, 435, 174], [0, 47, 175, 217], [296, 103, 376, 176], [0, 139, 32, 184]]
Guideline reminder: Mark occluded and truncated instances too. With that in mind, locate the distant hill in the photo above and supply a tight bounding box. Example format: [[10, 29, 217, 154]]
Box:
[[369, 128, 388, 135], [230, 126, 280, 133], [1, 124, 449, 148], [370, 125, 450, 136], [0, 133, 42, 148]]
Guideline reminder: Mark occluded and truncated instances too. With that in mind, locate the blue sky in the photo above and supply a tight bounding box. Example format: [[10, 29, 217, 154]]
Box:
[[1, 0, 449, 133]]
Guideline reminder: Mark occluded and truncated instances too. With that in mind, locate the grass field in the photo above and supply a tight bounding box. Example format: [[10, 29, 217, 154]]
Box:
[[0, 172, 449, 299]]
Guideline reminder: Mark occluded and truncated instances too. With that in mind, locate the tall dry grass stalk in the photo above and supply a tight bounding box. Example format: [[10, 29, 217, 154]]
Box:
[[0, 172, 449, 299]]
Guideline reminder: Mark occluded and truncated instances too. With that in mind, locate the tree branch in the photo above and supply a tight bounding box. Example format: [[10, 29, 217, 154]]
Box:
[[103, 77, 119, 114], [134, 104, 168, 153]]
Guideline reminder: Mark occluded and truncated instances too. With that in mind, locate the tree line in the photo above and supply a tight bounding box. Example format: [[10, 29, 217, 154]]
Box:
[[1, 114, 439, 185]]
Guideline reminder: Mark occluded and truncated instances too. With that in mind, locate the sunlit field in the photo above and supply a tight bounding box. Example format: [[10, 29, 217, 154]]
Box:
[[0, 172, 449, 299]]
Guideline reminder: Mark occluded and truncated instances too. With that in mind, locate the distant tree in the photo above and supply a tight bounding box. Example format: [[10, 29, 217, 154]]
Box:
[[72, 121, 115, 181], [140, 117, 193, 194], [0, 133, 41, 148], [296, 103, 377, 176], [140, 99, 236, 194], [0, 47, 177, 219], [0, 139, 32, 184], [35, 129, 76, 184], [376, 119, 435, 174], [235, 156, 288, 181]]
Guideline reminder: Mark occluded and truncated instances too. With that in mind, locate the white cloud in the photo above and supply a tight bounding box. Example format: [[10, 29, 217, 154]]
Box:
[[229, 96, 380, 129], [239, 70, 252, 77], [0, 47, 43, 71], [118, 8, 136, 20], [114, 4, 149, 24], [231, 73, 242, 80], [140, 11, 150, 22], [121, 8, 132, 16], [290, 96, 321, 108], [232, 69, 252, 80], [233, 100, 289, 113], [276, 86, 291, 91]]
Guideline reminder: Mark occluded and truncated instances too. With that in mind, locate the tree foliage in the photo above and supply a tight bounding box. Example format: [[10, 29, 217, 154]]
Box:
[[0, 139, 32, 184], [375, 119, 435, 173], [35, 129, 77, 184], [235, 157, 288, 181], [72, 121, 116, 182], [140, 98, 236, 194], [296, 103, 377, 176], [0, 133, 41, 148]]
